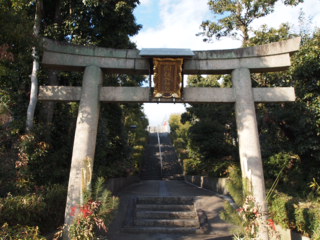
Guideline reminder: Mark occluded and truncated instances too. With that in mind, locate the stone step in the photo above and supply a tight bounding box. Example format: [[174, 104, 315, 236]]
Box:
[[137, 196, 194, 205], [162, 175, 184, 180], [134, 219, 200, 228], [123, 226, 198, 234], [136, 210, 197, 219], [136, 204, 194, 211], [140, 176, 162, 180]]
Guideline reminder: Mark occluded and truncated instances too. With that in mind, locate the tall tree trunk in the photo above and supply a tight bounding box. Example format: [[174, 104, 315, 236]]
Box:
[[26, 0, 42, 132]]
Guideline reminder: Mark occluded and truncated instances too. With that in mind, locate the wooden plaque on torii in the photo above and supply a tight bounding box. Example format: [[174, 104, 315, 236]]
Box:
[[153, 58, 183, 98]]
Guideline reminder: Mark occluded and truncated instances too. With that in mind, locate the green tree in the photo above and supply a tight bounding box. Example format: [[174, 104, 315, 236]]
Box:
[[176, 75, 238, 176], [199, 0, 302, 46], [1, 0, 145, 187]]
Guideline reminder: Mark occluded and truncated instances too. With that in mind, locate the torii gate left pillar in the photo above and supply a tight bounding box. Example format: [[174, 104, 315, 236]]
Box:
[[65, 65, 103, 226]]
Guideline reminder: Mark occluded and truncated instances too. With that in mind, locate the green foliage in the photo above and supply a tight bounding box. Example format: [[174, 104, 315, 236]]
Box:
[[16, 133, 50, 190], [58, 177, 119, 240], [309, 178, 320, 199], [0, 184, 67, 233], [42, 0, 141, 48], [216, 166, 245, 227], [183, 158, 202, 175], [169, 113, 190, 161], [1, 0, 147, 193], [248, 24, 296, 46], [265, 152, 303, 195], [0, 193, 46, 226], [256, 30, 320, 193], [294, 202, 320, 238], [226, 165, 244, 206], [178, 75, 238, 177], [222, 194, 281, 240], [199, 0, 302, 45], [268, 191, 320, 239], [268, 192, 296, 229], [0, 223, 46, 240], [220, 201, 242, 225], [42, 184, 67, 231], [94, 103, 148, 178]]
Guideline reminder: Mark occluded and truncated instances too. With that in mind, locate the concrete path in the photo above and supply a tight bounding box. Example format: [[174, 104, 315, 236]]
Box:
[[107, 180, 234, 240]]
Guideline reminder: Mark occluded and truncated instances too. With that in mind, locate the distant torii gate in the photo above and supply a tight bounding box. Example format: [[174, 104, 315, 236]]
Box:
[[39, 37, 300, 239]]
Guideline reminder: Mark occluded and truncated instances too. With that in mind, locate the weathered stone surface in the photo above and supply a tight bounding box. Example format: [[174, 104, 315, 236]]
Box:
[[253, 87, 295, 102], [64, 65, 103, 227], [42, 37, 300, 74], [139, 48, 194, 57], [183, 53, 291, 74], [43, 38, 140, 58], [232, 68, 269, 239], [38, 86, 81, 101], [38, 86, 295, 103], [192, 37, 300, 59]]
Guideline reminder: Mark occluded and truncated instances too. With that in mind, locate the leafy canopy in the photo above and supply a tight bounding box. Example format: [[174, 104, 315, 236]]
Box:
[[199, 0, 303, 45]]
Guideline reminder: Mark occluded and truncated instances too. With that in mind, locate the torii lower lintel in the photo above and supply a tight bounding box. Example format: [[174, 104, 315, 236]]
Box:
[[39, 86, 295, 103]]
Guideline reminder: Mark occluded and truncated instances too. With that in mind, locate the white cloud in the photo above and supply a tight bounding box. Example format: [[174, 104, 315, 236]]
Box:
[[131, 0, 242, 50], [139, 0, 152, 6]]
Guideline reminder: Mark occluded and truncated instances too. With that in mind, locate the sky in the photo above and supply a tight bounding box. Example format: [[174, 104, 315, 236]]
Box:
[[130, 0, 320, 126]]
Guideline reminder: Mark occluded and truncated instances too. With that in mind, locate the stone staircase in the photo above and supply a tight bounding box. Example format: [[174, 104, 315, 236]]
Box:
[[140, 132, 183, 180], [140, 133, 162, 180], [123, 196, 201, 234]]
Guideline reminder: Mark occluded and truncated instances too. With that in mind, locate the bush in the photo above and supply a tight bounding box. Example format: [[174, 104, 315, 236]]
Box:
[[16, 133, 50, 190], [225, 165, 243, 206], [0, 184, 67, 234], [54, 178, 119, 240], [183, 158, 202, 175], [42, 184, 67, 232], [0, 223, 46, 240], [269, 192, 320, 239], [0, 193, 46, 226], [294, 202, 320, 238], [264, 152, 303, 194], [268, 192, 296, 229], [220, 201, 242, 226]]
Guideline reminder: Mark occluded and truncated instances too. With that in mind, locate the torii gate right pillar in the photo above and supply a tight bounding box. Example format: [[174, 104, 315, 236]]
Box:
[[232, 68, 268, 239]]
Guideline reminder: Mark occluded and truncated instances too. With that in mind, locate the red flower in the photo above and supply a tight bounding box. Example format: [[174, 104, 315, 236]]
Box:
[[80, 204, 93, 218], [237, 207, 244, 213], [70, 205, 78, 217], [268, 219, 276, 231]]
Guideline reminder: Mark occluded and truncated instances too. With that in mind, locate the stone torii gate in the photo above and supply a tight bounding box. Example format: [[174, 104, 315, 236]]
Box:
[[39, 37, 300, 238]]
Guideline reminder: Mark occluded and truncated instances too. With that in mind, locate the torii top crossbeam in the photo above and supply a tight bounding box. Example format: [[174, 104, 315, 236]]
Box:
[[42, 37, 300, 74], [39, 37, 300, 104]]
